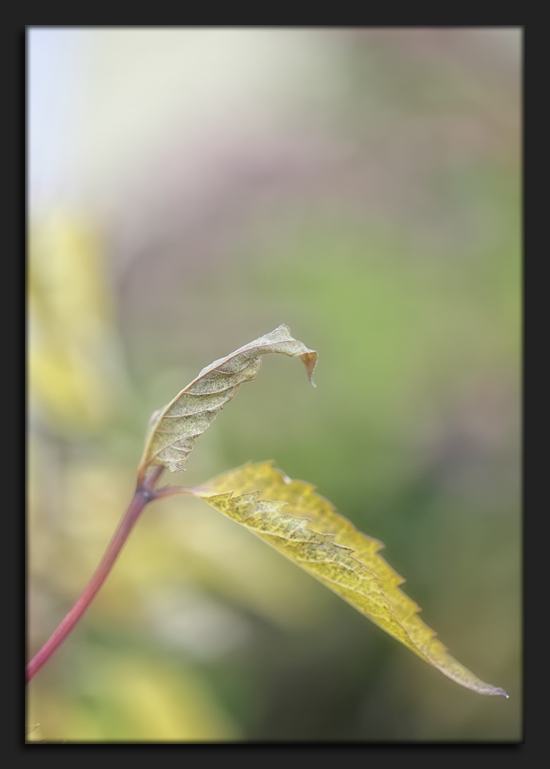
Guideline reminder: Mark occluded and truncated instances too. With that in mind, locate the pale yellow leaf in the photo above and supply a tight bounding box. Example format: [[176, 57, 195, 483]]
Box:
[[192, 461, 508, 697], [28, 213, 124, 430], [140, 325, 317, 474]]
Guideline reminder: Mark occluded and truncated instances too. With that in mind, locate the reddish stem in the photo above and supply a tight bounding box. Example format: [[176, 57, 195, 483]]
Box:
[[26, 467, 164, 684]]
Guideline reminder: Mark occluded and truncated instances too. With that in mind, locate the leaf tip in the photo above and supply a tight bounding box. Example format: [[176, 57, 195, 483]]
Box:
[[300, 351, 318, 387], [494, 687, 509, 699]]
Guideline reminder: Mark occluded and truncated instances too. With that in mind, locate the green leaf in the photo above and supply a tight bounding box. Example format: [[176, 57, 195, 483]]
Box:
[[139, 325, 317, 474], [192, 461, 508, 698]]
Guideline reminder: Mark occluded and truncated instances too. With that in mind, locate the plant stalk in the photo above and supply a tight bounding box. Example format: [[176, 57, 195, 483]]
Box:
[[26, 467, 164, 684]]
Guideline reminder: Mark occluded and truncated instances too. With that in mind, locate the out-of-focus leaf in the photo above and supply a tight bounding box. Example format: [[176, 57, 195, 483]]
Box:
[[192, 461, 508, 698], [27, 651, 239, 741], [140, 325, 317, 474], [28, 213, 125, 431]]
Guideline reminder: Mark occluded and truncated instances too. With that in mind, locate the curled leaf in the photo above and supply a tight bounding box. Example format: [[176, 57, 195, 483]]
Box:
[[140, 325, 317, 474], [192, 461, 508, 698]]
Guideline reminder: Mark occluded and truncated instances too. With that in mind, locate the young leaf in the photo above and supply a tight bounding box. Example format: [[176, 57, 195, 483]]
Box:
[[139, 325, 317, 474], [191, 461, 508, 698]]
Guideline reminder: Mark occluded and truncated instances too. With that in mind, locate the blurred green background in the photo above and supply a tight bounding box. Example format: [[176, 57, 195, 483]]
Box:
[[27, 28, 521, 742]]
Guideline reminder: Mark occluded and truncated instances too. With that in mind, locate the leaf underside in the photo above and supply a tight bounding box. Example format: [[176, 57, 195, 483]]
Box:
[[139, 325, 317, 474], [192, 461, 508, 698]]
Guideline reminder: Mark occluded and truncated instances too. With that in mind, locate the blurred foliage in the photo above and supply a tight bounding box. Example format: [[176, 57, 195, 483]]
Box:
[[28, 215, 126, 433], [27, 29, 521, 742]]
